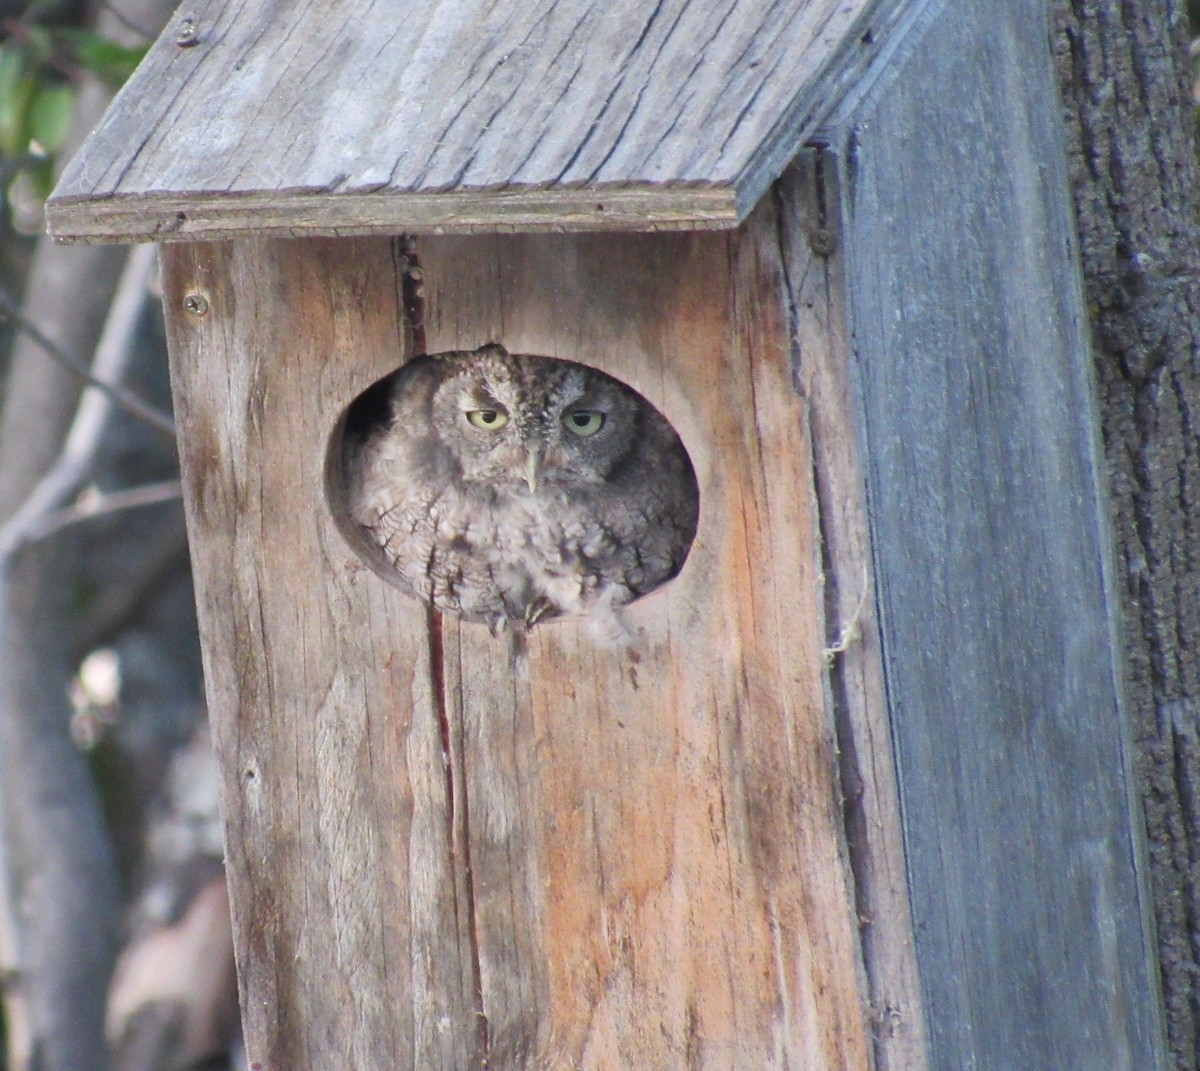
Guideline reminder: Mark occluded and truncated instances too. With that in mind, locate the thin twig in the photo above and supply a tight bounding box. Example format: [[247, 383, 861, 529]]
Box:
[[0, 246, 168, 561], [14, 480, 181, 549], [0, 287, 176, 442]]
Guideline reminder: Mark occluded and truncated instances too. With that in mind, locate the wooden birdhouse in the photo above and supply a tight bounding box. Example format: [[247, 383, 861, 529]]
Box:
[[48, 0, 1168, 1068]]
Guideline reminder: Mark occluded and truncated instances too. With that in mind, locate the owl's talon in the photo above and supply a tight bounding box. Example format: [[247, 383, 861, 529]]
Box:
[[525, 597, 557, 627]]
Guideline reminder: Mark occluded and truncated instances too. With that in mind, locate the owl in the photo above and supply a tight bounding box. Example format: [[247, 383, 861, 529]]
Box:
[[342, 343, 699, 640]]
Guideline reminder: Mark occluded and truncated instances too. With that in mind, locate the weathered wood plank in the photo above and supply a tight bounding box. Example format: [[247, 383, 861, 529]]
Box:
[[161, 237, 476, 1070], [776, 151, 930, 1071], [418, 215, 875, 1068], [46, 0, 909, 241], [46, 187, 741, 245], [162, 212, 878, 1067], [831, 1, 1168, 1068]]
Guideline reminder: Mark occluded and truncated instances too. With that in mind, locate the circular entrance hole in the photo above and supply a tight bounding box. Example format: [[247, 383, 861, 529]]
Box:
[[329, 343, 699, 637]]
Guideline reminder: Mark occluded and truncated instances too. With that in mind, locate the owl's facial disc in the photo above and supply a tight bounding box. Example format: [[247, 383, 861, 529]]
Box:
[[536, 376, 637, 486], [428, 355, 641, 492], [425, 374, 524, 487], [522, 408, 605, 491]]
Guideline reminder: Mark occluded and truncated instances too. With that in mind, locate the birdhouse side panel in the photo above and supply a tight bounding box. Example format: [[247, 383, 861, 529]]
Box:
[[835, 2, 1167, 1067], [775, 151, 931, 1071]]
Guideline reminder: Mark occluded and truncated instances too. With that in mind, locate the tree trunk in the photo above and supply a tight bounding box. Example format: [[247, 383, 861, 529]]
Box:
[[0, 3, 177, 1068], [1050, 2, 1200, 1067]]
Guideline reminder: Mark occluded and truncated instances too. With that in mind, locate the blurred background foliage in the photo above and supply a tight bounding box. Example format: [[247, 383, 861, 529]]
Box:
[[0, 1, 143, 407], [0, 0, 147, 233]]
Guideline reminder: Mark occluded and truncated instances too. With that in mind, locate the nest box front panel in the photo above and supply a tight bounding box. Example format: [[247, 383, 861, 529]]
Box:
[[161, 215, 870, 1069]]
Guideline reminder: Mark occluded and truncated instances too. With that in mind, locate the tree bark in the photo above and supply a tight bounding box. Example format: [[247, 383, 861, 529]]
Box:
[[1050, 2, 1200, 1066]]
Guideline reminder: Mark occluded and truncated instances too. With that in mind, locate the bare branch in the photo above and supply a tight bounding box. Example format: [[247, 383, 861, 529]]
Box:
[[0, 243, 166, 1071], [12, 480, 182, 550], [0, 247, 168, 562], [0, 287, 176, 443]]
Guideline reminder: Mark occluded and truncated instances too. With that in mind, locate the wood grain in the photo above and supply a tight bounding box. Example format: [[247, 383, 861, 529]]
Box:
[[161, 213, 874, 1068], [418, 217, 872, 1069], [776, 151, 930, 1071], [1052, 3, 1200, 1062], [833, 1, 1168, 1068], [46, 0, 910, 242], [161, 238, 450, 1070]]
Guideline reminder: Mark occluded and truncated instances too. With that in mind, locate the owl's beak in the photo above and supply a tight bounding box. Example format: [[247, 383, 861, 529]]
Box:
[[525, 448, 541, 494]]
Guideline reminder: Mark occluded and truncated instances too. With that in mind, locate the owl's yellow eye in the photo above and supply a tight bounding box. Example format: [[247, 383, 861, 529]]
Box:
[[466, 409, 508, 430], [563, 410, 604, 436]]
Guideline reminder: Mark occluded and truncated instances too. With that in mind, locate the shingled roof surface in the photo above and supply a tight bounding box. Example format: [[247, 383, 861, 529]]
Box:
[[48, 0, 893, 240]]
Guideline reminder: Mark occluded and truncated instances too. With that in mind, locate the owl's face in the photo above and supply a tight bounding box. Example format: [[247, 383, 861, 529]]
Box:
[[428, 346, 640, 491]]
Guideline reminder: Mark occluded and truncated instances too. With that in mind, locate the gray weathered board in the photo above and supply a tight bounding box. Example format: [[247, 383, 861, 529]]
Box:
[[46, 0, 911, 241], [826, 0, 1167, 1067]]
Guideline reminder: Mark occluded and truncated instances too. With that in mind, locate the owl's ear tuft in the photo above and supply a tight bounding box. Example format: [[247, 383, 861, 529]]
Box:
[[475, 341, 510, 359]]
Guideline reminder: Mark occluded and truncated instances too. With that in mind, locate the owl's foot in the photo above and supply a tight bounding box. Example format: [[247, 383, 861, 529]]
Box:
[[524, 596, 558, 628]]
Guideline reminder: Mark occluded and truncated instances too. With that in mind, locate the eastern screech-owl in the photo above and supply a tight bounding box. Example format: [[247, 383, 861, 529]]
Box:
[[342, 343, 699, 639]]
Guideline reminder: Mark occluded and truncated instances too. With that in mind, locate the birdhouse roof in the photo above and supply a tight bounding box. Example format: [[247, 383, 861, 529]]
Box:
[[47, 0, 892, 242]]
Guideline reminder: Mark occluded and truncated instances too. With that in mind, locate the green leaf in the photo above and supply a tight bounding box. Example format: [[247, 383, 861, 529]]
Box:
[[54, 29, 149, 87], [21, 26, 55, 65], [0, 49, 38, 158], [0, 45, 25, 109], [27, 82, 74, 154]]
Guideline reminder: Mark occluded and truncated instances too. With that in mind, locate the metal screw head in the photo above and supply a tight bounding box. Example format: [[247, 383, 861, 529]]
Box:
[[184, 293, 210, 317], [807, 228, 836, 256], [175, 17, 199, 47]]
